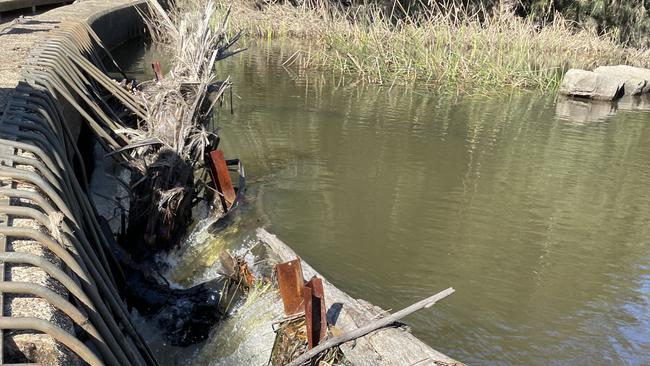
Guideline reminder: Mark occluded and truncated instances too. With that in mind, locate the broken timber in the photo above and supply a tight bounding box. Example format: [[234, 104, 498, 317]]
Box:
[[257, 228, 463, 366]]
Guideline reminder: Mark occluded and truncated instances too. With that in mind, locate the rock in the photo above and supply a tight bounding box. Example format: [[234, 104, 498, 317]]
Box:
[[594, 65, 650, 93], [621, 78, 646, 95], [559, 69, 625, 100]]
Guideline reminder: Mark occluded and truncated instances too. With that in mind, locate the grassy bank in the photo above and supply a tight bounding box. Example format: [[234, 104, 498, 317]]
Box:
[[216, 0, 650, 92]]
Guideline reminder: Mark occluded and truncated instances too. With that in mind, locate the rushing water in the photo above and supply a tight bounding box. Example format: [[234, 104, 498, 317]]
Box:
[[116, 40, 650, 365]]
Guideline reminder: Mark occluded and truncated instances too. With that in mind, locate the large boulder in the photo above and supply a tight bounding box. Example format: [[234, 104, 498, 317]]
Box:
[[559, 69, 625, 100], [594, 65, 650, 94]]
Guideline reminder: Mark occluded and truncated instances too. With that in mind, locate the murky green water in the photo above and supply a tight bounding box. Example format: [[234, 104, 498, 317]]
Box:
[[118, 40, 650, 365]]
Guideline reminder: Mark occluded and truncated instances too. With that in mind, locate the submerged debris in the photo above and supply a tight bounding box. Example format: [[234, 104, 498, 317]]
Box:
[[219, 249, 255, 289]]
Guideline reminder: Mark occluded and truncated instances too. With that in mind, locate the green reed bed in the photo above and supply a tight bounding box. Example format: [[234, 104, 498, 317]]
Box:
[[216, 0, 650, 91]]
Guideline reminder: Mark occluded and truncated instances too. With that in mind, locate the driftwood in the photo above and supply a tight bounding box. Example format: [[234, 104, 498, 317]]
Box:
[[287, 288, 455, 366], [257, 228, 464, 366]]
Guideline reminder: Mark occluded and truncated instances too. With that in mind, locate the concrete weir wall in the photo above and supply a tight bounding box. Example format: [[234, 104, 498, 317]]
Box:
[[0, 0, 145, 129], [0, 0, 70, 13], [0, 1, 151, 365]]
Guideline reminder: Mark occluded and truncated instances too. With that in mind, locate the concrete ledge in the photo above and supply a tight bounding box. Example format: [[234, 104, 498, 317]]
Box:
[[38, 0, 146, 49], [0, 0, 144, 90], [0, 0, 69, 13]]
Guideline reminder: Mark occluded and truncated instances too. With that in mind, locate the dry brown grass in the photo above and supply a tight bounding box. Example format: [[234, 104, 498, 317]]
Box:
[[216, 0, 650, 91], [120, 0, 242, 249]]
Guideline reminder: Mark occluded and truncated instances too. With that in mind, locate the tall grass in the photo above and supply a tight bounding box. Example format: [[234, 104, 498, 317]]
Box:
[[216, 0, 650, 91]]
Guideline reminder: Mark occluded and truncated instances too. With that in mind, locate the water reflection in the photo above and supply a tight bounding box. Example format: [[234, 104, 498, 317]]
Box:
[[556, 94, 650, 123], [214, 42, 650, 365]]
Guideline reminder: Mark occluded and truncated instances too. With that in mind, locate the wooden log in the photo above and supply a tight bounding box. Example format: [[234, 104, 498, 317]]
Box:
[[256, 228, 464, 366]]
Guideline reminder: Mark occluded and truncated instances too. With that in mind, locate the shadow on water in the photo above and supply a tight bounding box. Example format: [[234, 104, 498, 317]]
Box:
[[555, 94, 650, 123]]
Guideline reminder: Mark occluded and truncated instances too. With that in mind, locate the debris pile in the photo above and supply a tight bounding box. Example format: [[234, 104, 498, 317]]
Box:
[[85, 0, 247, 346], [117, 0, 244, 257], [84, 1, 460, 363]]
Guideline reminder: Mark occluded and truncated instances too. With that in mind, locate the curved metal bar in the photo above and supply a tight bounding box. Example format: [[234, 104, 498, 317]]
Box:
[[0, 207, 140, 366], [0, 140, 152, 366], [0, 317, 103, 366], [0, 227, 86, 279], [0, 252, 92, 309], [0, 282, 103, 343], [0, 19, 163, 366]]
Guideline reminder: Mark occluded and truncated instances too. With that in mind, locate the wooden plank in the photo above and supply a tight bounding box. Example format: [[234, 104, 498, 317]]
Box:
[[257, 228, 464, 366], [289, 288, 455, 366]]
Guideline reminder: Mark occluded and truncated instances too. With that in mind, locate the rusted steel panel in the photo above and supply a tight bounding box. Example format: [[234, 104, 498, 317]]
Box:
[[276, 258, 304, 316], [206, 150, 236, 211], [151, 61, 163, 82], [304, 277, 326, 349], [303, 285, 314, 346]]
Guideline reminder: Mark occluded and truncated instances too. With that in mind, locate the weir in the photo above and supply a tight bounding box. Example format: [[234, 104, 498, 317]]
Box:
[[0, 1, 154, 364], [0, 1, 461, 365]]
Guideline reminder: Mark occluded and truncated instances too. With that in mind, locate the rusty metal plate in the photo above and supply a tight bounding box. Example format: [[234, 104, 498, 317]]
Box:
[[206, 150, 236, 211], [152, 61, 163, 82], [276, 258, 304, 316], [304, 277, 326, 348]]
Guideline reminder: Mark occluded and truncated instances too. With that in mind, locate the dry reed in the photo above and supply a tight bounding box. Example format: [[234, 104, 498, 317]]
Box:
[[215, 0, 650, 91], [121, 0, 243, 251]]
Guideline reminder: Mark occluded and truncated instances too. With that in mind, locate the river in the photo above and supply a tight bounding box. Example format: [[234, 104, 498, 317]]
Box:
[[114, 40, 650, 365]]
